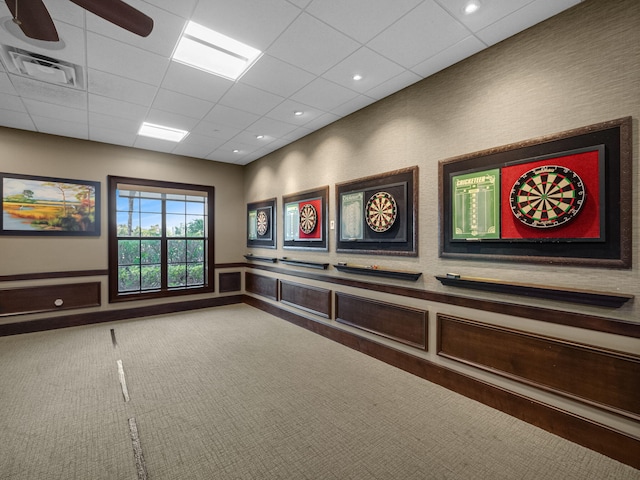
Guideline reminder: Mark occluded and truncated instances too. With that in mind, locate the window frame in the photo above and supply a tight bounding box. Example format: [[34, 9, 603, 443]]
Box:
[[108, 175, 215, 303]]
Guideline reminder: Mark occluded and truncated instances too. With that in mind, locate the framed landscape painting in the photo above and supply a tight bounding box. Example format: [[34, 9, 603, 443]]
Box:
[[1, 173, 100, 236]]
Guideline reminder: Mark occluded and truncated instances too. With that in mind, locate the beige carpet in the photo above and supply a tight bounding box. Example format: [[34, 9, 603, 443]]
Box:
[[0, 304, 638, 479]]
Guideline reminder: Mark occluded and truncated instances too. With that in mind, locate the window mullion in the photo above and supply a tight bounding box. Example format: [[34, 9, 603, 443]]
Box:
[[161, 196, 168, 289]]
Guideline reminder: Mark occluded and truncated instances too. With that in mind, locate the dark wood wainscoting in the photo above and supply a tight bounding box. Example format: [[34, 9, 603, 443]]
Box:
[[437, 314, 640, 421], [336, 293, 427, 350], [245, 272, 279, 301], [0, 282, 101, 316], [280, 280, 331, 318], [219, 272, 242, 293], [246, 295, 640, 470]]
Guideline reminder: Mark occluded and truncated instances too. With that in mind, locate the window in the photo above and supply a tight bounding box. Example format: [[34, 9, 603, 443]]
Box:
[[108, 176, 214, 302]]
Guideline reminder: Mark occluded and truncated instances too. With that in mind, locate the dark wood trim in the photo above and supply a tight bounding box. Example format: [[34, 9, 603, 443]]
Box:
[[280, 258, 329, 269], [245, 272, 279, 301], [245, 263, 640, 338], [219, 272, 242, 293], [0, 295, 242, 337], [336, 292, 427, 350], [244, 296, 640, 470], [437, 314, 640, 421], [334, 264, 422, 281], [215, 263, 246, 269], [280, 280, 331, 318], [435, 275, 633, 308], [244, 254, 277, 263], [0, 282, 101, 316], [0, 270, 109, 282]]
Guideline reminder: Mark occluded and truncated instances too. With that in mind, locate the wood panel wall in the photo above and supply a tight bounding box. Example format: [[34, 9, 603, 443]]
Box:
[[280, 280, 331, 318], [219, 272, 242, 293], [0, 282, 101, 316], [437, 314, 640, 420], [245, 272, 278, 301], [336, 292, 428, 350]]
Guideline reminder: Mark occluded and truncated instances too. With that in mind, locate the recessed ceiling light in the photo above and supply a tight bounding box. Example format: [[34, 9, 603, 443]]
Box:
[[256, 135, 264, 139], [464, 1, 480, 14], [352, 74, 363, 81], [172, 21, 262, 81], [294, 111, 303, 116], [233, 149, 240, 153], [138, 122, 189, 142]]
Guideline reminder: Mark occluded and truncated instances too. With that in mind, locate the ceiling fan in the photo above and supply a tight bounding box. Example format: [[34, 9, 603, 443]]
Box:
[[6, 0, 153, 42]]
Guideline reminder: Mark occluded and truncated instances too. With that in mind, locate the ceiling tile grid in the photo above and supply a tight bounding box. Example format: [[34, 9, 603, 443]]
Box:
[[0, 0, 582, 165]]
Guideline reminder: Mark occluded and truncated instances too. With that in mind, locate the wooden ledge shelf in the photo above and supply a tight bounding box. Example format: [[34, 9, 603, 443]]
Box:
[[244, 254, 277, 263], [280, 258, 329, 270], [435, 275, 634, 308], [334, 264, 422, 281]]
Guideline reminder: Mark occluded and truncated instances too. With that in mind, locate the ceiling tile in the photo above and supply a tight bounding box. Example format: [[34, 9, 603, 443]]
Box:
[[434, 0, 533, 33], [89, 111, 143, 132], [0, 110, 35, 130], [239, 54, 315, 98], [88, 69, 157, 106], [191, 0, 301, 51], [88, 94, 148, 122], [151, 89, 214, 119], [0, 92, 25, 112], [9, 75, 87, 109], [142, 0, 199, 19], [266, 99, 323, 126], [267, 13, 360, 75], [160, 62, 232, 103], [291, 77, 360, 111], [0, 72, 17, 95], [364, 70, 422, 100], [219, 83, 285, 117], [171, 142, 216, 159], [22, 98, 86, 123], [367, 0, 469, 69], [246, 117, 299, 138], [306, 0, 422, 43], [89, 127, 137, 147], [32, 115, 88, 139], [144, 109, 200, 131], [203, 105, 260, 130], [330, 94, 377, 117], [133, 135, 179, 153], [86, 32, 170, 86], [300, 112, 340, 132], [411, 36, 486, 78], [322, 47, 406, 94]]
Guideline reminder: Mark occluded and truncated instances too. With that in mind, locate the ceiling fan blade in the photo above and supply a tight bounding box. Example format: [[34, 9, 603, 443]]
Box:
[[69, 0, 153, 37], [5, 0, 59, 41]]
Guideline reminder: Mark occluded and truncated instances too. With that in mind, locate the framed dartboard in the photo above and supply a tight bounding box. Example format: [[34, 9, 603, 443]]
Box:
[[247, 198, 276, 248], [283, 187, 328, 250], [336, 167, 418, 256], [439, 116, 631, 268]]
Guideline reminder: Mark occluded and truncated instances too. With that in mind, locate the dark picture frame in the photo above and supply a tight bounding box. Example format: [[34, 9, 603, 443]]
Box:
[[1, 172, 100, 236], [283, 186, 329, 251], [247, 197, 276, 249], [336, 166, 418, 256], [439, 117, 632, 268]]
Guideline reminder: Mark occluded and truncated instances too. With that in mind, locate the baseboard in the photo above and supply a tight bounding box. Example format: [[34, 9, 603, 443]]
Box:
[[0, 295, 243, 336], [244, 295, 640, 470]]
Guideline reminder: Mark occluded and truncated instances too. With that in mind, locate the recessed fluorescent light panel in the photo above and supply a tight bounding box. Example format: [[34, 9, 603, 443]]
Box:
[[138, 122, 189, 142], [172, 21, 262, 81]]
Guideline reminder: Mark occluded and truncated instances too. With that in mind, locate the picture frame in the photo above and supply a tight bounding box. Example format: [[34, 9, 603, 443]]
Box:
[[439, 117, 632, 268], [283, 186, 329, 251], [247, 197, 276, 249], [1, 173, 100, 236], [336, 166, 418, 256]]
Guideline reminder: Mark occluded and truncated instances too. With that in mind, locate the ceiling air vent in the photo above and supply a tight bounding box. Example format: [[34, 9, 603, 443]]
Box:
[[0, 45, 84, 90]]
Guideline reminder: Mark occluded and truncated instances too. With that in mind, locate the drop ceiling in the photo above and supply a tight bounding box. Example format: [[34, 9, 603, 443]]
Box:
[[0, 0, 582, 165]]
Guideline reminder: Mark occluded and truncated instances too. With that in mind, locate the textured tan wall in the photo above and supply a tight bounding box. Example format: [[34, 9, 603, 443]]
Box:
[[0, 128, 245, 275], [244, 0, 640, 323]]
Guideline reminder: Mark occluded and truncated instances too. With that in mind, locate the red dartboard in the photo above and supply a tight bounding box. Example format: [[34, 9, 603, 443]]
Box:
[[366, 191, 397, 233], [299, 203, 317, 234], [510, 165, 586, 228]]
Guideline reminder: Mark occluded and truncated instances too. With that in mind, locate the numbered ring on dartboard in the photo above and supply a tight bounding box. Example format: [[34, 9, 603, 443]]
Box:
[[366, 191, 397, 233], [509, 165, 586, 228], [299, 203, 317, 234], [256, 210, 269, 236]]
